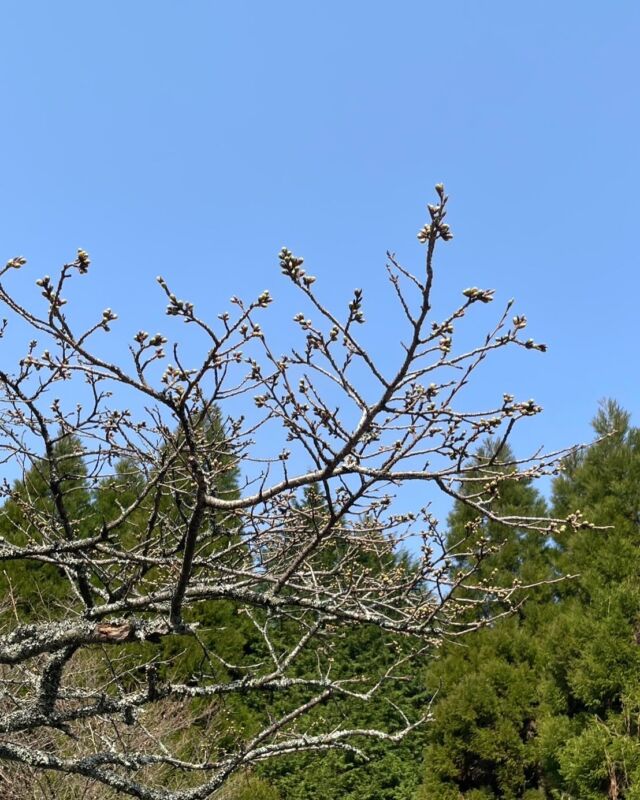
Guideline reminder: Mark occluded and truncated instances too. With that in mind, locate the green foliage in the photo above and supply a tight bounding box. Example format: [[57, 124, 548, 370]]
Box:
[[8, 401, 640, 799], [445, 441, 551, 598], [417, 401, 640, 800], [0, 433, 92, 619], [418, 621, 542, 799]]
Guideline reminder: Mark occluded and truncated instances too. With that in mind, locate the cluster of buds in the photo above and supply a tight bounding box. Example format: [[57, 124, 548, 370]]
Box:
[[165, 295, 194, 318], [244, 322, 263, 339], [524, 338, 547, 352], [35, 275, 67, 309], [515, 399, 542, 416], [404, 382, 430, 408], [249, 360, 261, 380], [257, 290, 272, 308], [75, 249, 91, 274], [134, 331, 167, 349], [512, 315, 527, 330], [476, 416, 503, 432], [500, 394, 543, 420], [156, 276, 195, 319], [288, 401, 310, 422], [417, 184, 453, 243], [426, 383, 439, 399], [101, 308, 118, 330], [439, 335, 452, 354], [103, 408, 131, 433], [482, 477, 501, 499], [35, 275, 52, 296], [464, 518, 482, 535], [462, 287, 495, 304], [432, 320, 454, 335], [416, 224, 432, 244], [161, 363, 194, 388], [5, 256, 26, 270], [566, 510, 592, 530], [438, 222, 453, 241], [417, 220, 453, 243], [293, 312, 313, 330], [32, 349, 58, 372], [305, 333, 322, 352], [19, 354, 40, 370], [348, 288, 365, 324], [278, 248, 315, 287]]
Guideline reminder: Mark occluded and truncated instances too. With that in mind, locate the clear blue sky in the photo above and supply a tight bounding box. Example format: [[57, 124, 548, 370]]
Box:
[[1, 2, 639, 516]]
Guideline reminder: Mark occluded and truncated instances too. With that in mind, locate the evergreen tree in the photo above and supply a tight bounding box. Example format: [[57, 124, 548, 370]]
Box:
[[417, 403, 640, 800], [543, 400, 640, 799], [417, 443, 552, 799], [0, 433, 93, 620]]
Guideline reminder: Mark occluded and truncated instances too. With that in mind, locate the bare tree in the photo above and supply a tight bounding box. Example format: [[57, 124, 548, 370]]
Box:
[[0, 186, 575, 799]]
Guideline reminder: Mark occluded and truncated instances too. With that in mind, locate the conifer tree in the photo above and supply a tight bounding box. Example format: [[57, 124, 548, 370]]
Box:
[[0, 433, 93, 620], [417, 403, 640, 800], [417, 443, 552, 799], [542, 401, 640, 799]]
